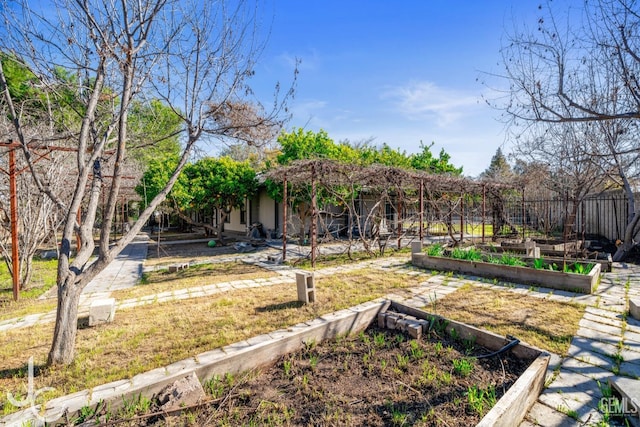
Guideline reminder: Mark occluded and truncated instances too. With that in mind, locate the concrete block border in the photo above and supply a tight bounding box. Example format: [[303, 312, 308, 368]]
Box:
[[2, 298, 548, 426]]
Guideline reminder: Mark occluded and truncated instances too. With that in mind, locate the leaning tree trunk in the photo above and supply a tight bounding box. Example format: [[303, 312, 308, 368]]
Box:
[[47, 272, 83, 365], [613, 211, 640, 262], [613, 176, 639, 262]]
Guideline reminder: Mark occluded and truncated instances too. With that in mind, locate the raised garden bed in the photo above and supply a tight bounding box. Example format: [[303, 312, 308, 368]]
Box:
[[412, 246, 601, 294], [5, 300, 549, 426], [477, 241, 612, 272]]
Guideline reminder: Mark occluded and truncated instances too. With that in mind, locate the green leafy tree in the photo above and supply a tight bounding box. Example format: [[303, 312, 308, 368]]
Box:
[[410, 142, 462, 175], [171, 157, 258, 240]]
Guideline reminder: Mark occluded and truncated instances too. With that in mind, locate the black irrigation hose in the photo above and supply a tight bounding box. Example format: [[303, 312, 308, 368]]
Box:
[[476, 335, 520, 359]]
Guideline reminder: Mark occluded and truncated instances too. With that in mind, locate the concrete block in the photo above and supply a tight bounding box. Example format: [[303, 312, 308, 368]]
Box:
[[630, 299, 640, 321], [168, 262, 189, 273], [411, 241, 422, 253], [296, 272, 315, 303], [157, 372, 206, 412], [377, 312, 386, 328], [89, 298, 116, 326]]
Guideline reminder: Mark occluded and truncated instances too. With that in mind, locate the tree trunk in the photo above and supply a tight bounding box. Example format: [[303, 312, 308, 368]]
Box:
[[613, 210, 640, 262], [21, 255, 33, 290], [47, 273, 83, 366]]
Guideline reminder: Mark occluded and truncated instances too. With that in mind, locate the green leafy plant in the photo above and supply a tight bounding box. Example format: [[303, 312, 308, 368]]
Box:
[[409, 340, 424, 359], [282, 360, 293, 378], [119, 394, 151, 418], [391, 407, 409, 426], [309, 354, 319, 370], [467, 385, 496, 416], [204, 374, 227, 399], [452, 357, 474, 377], [373, 332, 387, 348], [533, 258, 546, 269], [396, 354, 409, 370], [426, 243, 445, 257], [450, 247, 483, 261], [498, 252, 526, 266], [565, 262, 594, 275]]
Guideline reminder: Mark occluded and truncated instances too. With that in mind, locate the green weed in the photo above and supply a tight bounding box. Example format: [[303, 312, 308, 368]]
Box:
[[453, 358, 474, 377]]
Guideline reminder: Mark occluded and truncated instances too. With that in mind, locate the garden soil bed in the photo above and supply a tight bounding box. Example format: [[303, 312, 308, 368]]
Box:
[[105, 323, 534, 426]]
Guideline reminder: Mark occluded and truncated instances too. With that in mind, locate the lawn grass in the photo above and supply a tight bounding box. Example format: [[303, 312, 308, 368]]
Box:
[[432, 283, 584, 355], [110, 261, 277, 301], [289, 249, 410, 269], [0, 268, 423, 415], [0, 258, 58, 301]]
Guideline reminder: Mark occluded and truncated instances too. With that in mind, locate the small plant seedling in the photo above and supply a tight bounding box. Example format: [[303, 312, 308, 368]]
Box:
[[373, 332, 387, 348], [452, 357, 474, 377], [119, 393, 151, 418], [282, 360, 293, 378], [409, 340, 424, 359], [396, 354, 409, 370], [309, 354, 319, 370], [391, 407, 409, 426], [204, 374, 227, 399], [467, 385, 496, 416], [433, 341, 443, 356]]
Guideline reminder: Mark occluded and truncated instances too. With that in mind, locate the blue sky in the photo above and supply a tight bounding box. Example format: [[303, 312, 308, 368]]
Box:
[[252, 1, 540, 177]]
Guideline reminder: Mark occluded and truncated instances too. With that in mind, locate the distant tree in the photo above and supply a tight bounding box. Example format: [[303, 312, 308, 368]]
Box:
[[410, 142, 462, 175], [479, 148, 513, 182]]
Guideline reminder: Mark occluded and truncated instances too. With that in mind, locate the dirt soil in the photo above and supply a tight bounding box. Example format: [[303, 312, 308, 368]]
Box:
[[102, 322, 533, 427]]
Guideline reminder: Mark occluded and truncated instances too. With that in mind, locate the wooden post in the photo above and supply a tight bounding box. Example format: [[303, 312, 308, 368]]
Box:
[[9, 147, 19, 301], [522, 187, 526, 241], [310, 165, 317, 268], [482, 184, 486, 244], [282, 174, 287, 262], [419, 179, 424, 242], [459, 195, 464, 244], [397, 197, 402, 249]]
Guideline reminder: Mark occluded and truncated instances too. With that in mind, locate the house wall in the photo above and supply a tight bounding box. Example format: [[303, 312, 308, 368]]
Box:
[[223, 207, 247, 233]]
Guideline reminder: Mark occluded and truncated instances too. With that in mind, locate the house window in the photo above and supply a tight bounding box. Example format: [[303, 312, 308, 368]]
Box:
[[240, 203, 247, 225]]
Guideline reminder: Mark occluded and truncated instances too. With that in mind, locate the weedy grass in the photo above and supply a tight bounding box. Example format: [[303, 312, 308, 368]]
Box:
[[433, 283, 584, 355], [111, 261, 276, 301]]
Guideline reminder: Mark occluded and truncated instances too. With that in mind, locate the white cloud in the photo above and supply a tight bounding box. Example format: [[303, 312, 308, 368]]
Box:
[[382, 81, 481, 127]]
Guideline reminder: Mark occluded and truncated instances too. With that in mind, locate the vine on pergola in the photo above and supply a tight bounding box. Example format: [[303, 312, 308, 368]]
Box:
[[265, 159, 518, 267]]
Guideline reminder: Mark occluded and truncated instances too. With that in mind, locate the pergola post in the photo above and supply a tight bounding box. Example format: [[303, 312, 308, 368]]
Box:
[[459, 194, 464, 244], [282, 174, 287, 262], [9, 146, 19, 301], [482, 184, 486, 244], [310, 164, 317, 268], [522, 187, 526, 241], [419, 179, 424, 242]]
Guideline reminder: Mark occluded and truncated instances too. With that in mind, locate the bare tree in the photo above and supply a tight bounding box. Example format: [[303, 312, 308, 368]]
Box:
[[513, 122, 609, 240], [0, 148, 71, 288], [494, 0, 640, 260], [0, 0, 292, 365]]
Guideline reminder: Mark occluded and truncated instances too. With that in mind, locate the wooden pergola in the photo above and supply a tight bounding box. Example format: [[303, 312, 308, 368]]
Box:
[[265, 159, 519, 267]]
